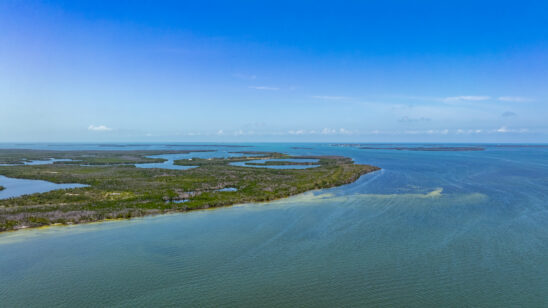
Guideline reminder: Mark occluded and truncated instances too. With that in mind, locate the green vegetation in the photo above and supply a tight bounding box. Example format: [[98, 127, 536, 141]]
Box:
[[0, 149, 214, 165], [0, 186, 4, 191], [244, 160, 318, 166], [0, 150, 379, 232]]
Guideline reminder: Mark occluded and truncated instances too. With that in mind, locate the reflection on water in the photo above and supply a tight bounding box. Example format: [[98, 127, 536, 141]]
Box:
[[1, 144, 548, 307], [216, 187, 238, 192], [135, 151, 257, 170], [0, 158, 75, 166], [0, 175, 88, 200], [135, 160, 197, 170], [230, 158, 320, 169], [23, 158, 75, 165]]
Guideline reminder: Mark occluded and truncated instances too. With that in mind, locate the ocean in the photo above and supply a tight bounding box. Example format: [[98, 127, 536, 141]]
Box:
[[1, 143, 547, 307]]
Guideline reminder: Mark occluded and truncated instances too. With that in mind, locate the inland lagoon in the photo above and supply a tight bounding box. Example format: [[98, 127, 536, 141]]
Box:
[[0, 143, 547, 306], [0, 175, 87, 200], [229, 158, 320, 169]]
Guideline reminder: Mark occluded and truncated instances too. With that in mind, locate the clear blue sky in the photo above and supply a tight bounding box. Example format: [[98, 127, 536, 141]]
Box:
[[1, 0, 547, 142]]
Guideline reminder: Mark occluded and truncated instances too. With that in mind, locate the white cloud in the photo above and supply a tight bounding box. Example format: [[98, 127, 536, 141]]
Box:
[[312, 96, 351, 100], [288, 130, 306, 135], [216, 129, 225, 135], [339, 128, 353, 135], [457, 129, 482, 134], [498, 96, 531, 102], [317, 128, 354, 135], [495, 126, 528, 133], [404, 129, 450, 135], [88, 125, 112, 131], [393, 127, 530, 135], [321, 128, 337, 135], [286, 128, 354, 135], [249, 86, 279, 90], [470, 129, 481, 134], [443, 96, 491, 103]]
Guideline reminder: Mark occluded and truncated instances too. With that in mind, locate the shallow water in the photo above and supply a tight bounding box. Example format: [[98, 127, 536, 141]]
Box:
[[135, 150, 256, 170], [1, 143, 548, 307], [0, 175, 87, 200], [216, 187, 238, 192], [0, 158, 74, 166], [23, 158, 75, 165], [230, 158, 320, 169]]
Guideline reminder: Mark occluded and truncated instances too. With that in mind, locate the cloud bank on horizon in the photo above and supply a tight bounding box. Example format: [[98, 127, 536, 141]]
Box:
[[0, 1, 546, 142]]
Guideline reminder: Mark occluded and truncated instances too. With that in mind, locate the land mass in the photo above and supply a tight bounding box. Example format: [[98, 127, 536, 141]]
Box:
[[331, 144, 485, 151], [493, 144, 548, 148], [0, 150, 379, 232], [0, 149, 215, 165], [360, 146, 485, 151]]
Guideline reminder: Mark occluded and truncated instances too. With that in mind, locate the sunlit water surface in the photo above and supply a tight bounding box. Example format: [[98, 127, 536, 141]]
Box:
[[229, 158, 320, 169], [0, 175, 87, 200], [0, 143, 547, 307]]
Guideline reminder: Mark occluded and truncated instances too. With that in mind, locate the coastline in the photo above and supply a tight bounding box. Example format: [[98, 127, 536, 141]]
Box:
[[0, 168, 379, 235], [0, 150, 379, 232]]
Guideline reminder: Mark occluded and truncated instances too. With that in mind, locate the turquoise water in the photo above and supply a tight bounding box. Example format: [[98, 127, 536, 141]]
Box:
[[1, 143, 547, 306]]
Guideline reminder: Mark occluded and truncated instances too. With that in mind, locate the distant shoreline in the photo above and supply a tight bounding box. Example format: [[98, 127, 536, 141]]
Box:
[[360, 146, 485, 151]]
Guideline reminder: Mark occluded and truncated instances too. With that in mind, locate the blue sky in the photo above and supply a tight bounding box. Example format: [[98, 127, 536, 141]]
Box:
[[1, 0, 547, 142]]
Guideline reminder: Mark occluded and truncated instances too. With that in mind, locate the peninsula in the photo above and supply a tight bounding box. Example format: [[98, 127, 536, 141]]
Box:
[[0, 149, 379, 231]]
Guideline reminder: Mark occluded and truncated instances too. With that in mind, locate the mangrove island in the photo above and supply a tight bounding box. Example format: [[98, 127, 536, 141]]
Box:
[[0, 149, 379, 231]]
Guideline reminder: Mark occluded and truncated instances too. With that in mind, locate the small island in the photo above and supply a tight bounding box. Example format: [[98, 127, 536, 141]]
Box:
[[0, 149, 379, 231], [360, 146, 485, 151], [331, 144, 485, 151]]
